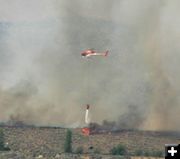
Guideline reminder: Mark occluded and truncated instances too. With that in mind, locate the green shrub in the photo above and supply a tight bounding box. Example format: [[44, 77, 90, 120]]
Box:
[[0, 129, 10, 151], [94, 148, 101, 154], [138, 150, 164, 157], [144, 150, 150, 156], [110, 144, 126, 155], [3, 147, 11, 151], [75, 146, 83, 154], [151, 150, 164, 157], [134, 148, 164, 157], [64, 129, 72, 153], [134, 149, 144, 156], [0, 129, 5, 151]]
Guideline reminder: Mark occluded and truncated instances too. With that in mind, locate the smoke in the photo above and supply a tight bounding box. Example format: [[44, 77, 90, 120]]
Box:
[[0, 0, 180, 130]]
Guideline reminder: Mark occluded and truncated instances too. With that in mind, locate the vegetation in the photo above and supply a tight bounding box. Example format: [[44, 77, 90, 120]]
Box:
[[94, 148, 101, 154], [0, 127, 173, 157], [151, 150, 164, 157], [75, 146, 83, 154], [64, 129, 72, 153], [134, 149, 144, 156], [134, 149, 164, 157], [0, 128, 10, 151], [0, 128, 5, 150], [110, 144, 126, 155]]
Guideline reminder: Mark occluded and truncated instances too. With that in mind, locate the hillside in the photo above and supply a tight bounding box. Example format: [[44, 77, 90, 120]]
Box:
[[0, 126, 179, 158]]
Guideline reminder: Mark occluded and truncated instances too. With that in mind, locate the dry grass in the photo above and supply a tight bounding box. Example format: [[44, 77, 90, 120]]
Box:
[[0, 126, 179, 158], [131, 157, 163, 159]]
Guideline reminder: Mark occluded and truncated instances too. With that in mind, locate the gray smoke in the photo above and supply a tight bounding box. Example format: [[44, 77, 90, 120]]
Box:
[[0, 0, 180, 130]]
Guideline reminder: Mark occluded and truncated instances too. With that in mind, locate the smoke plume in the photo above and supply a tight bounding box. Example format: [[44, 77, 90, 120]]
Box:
[[0, 0, 180, 130]]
